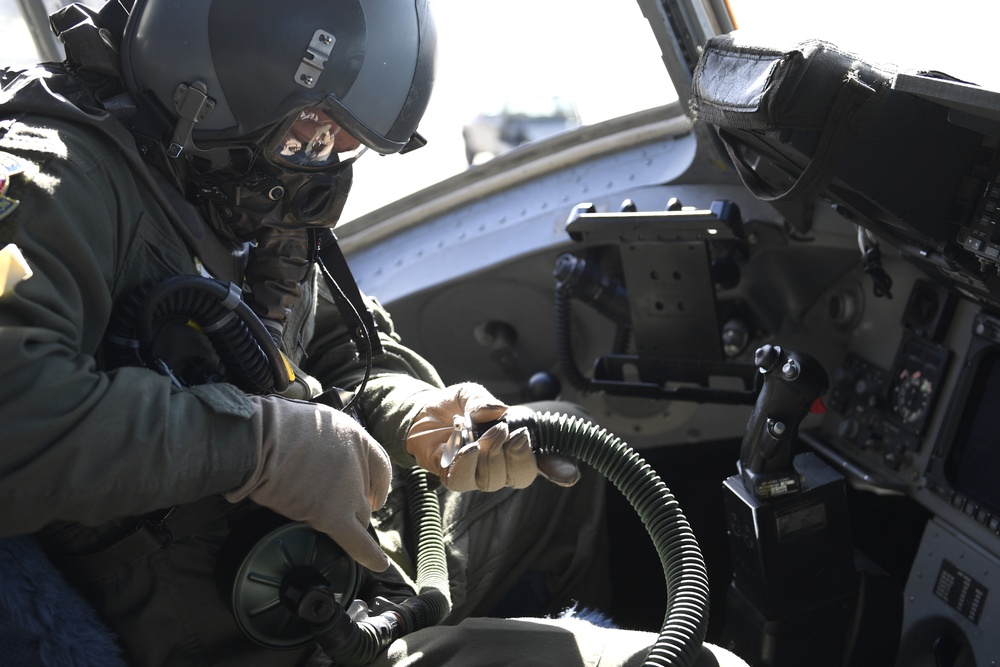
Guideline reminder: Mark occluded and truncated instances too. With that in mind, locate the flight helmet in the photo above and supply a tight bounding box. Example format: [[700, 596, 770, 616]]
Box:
[[116, 0, 437, 334], [120, 0, 437, 160]]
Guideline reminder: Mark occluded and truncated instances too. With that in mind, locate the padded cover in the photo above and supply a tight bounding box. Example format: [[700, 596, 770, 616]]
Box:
[[690, 32, 985, 245], [691, 32, 895, 201]]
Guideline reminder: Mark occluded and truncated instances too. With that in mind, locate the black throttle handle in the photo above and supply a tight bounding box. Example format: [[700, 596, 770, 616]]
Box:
[[739, 344, 828, 500]]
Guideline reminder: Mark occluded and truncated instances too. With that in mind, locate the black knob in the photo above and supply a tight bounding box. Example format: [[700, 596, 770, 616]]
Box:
[[526, 372, 561, 402]]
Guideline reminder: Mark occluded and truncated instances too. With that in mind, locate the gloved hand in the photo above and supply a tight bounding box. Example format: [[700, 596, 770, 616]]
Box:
[[226, 396, 392, 572], [406, 383, 581, 492]]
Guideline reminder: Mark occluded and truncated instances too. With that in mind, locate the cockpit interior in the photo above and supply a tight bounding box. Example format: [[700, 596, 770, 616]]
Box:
[[4, 0, 1000, 665]]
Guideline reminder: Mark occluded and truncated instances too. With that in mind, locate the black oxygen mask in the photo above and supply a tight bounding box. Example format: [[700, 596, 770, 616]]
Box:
[[204, 159, 354, 241], [183, 106, 366, 333], [189, 105, 365, 240]]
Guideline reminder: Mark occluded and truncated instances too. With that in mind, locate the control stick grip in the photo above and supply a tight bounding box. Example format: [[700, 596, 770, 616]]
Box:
[[740, 344, 828, 499]]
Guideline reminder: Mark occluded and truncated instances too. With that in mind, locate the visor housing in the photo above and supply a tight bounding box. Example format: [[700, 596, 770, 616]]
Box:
[[267, 105, 367, 171]]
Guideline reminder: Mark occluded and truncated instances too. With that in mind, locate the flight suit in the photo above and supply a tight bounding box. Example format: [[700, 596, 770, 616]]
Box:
[[0, 64, 614, 665]]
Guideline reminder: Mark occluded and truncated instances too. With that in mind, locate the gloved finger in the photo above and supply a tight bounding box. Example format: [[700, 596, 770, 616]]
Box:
[[474, 421, 514, 492], [366, 445, 392, 511], [444, 442, 482, 492], [326, 515, 392, 572], [305, 483, 391, 573], [456, 383, 508, 425], [502, 427, 538, 489], [442, 422, 510, 492], [537, 453, 582, 487], [404, 429, 448, 477]]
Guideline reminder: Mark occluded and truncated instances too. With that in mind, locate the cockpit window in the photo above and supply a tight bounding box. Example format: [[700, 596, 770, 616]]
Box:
[[7, 0, 1000, 221], [726, 0, 1000, 91], [343, 0, 677, 221], [0, 0, 675, 222], [0, 0, 46, 71], [9, 0, 1000, 221], [20, 0, 998, 223]]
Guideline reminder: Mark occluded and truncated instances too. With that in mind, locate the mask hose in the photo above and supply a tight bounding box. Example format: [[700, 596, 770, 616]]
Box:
[[293, 467, 451, 665], [512, 410, 710, 667], [403, 468, 453, 627], [308, 411, 708, 667], [137, 275, 290, 394]]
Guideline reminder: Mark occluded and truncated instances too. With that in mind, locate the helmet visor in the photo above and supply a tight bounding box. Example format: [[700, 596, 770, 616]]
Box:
[[267, 106, 367, 171]]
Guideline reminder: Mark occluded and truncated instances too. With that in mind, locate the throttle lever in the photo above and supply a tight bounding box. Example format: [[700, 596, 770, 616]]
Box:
[[739, 344, 828, 500]]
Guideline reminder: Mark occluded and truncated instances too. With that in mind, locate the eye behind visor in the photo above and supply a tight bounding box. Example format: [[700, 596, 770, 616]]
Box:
[[266, 106, 368, 171]]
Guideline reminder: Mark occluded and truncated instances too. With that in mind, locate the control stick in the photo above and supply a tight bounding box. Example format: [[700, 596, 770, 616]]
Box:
[[739, 344, 828, 500], [724, 345, 861, 666]]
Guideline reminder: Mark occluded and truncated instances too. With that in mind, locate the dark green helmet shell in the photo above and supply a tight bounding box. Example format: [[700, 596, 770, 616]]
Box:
[[121, 0, 436, 154]]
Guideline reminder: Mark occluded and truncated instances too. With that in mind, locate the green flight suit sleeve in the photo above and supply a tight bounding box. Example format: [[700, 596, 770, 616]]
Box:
[[0, 117, 270, 534], [304, 278, 445, 468]]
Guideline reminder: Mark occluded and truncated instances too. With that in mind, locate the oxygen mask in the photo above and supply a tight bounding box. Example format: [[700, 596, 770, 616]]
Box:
[[189, 105, 366, 240]]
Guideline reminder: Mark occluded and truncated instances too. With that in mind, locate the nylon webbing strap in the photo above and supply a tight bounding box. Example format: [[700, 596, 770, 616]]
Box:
[[316, 229, 383, 357]]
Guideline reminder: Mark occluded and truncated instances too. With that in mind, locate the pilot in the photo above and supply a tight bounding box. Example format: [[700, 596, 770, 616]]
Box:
[[0, 0, 746, 665]]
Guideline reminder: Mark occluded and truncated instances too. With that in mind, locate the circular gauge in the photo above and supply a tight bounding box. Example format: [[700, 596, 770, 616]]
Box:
[[892, 367, 934, 428]]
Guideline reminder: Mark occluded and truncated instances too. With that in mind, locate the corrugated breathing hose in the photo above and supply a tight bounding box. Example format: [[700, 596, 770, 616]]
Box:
[[314, 410, 709, 667], [137, 275, 289, 394], [121, 270, 707, 664], [514, 410, 711, 667], [309, 467, 452, 665], [403, 468, 453, 626]]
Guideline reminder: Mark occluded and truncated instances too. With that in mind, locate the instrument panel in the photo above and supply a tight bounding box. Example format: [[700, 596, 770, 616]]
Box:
[[805, 271, 1000, 664]]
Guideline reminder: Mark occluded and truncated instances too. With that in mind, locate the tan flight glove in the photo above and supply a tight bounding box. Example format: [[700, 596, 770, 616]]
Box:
[[406, 383, 581, 492], [226, 396, 392, 572]]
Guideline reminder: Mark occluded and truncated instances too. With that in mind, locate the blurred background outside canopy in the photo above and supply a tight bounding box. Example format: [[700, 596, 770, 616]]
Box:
[[2, 0, 998, 223]]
